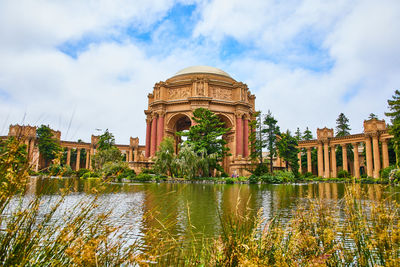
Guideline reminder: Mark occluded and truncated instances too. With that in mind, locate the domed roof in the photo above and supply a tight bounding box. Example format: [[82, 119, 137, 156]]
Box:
[[173, 65, 232, 78]]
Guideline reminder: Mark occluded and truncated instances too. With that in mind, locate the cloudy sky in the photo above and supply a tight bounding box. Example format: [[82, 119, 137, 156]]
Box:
[[1, 0, 399, 144]]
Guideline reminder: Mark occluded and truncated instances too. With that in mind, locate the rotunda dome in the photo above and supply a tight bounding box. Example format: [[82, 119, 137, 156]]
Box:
[[173, 65, 232, 78]]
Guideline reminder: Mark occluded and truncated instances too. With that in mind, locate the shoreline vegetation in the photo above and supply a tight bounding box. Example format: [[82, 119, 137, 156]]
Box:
[[1, 137, 400, 265]]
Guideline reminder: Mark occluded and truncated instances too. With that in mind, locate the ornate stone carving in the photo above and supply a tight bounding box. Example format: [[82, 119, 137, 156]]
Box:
[[168, 87, 191, 100], [210, 86, 232, 100], [317, 127, 334, 140], [364, 119, 386, 133]]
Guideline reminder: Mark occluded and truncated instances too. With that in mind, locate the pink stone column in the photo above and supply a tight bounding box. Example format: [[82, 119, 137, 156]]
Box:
[[145, 119, 151, 158], [236, 116, 243, 156], [157, 114, 165, 150], [150, 117, 158, 157], [243, 118, 249, 157], [76, 149, 81, 170]]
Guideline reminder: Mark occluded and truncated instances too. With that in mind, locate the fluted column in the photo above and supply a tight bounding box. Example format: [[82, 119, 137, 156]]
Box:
[[76, 149, 81, 170], [128, 148, 133, 162], [353, 142, 360, 178], [331, 144, 337, 178], [157, 112, 165, 150], [67, 148, 71, 166], [89, 146, 94, 170], [382, 139, 389, 169], [145, 118, 151, 158], [298, 151, 302, 174], [150, 116, 158, 157], [318, 142, 323, 177], [85, 149, 90, 169], [342, 144, 348, 172], [365, 136, 373, 177], [243, 118, 249, 157], [324, 142, 330, 178], [236, 115, 243, 156], [307, 147, 312, 173], [372, 133, 381, 178]]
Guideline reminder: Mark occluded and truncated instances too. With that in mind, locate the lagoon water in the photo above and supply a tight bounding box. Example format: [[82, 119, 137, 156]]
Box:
[[26, 178, 400, 243]]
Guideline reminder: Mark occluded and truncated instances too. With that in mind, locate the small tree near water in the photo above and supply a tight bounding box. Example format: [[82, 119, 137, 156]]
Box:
[[36, 125, 62, 168]]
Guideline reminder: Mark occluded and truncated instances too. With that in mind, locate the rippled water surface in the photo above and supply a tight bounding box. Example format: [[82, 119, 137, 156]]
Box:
[[26, 178, 400, 241]]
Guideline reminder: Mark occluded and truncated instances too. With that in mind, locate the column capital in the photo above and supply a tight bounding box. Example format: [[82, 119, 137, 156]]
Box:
[[341, 143, 347, 148], [156, 110, 166, 117], [235, 112, 244, 118]]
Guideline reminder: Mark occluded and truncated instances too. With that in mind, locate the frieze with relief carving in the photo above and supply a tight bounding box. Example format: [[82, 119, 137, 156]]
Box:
[[168, 87, 191, 100], [210, 86, 232, 100]]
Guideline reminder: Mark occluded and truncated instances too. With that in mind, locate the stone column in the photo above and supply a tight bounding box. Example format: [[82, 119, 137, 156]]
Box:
[[317, 142, 323, 177], [382, 139, 389, 169], [342, 144, 348, 172], [157, 113, 165, 150], [243, 117, 249, 157], [307, 147, 312, 173], [298, 151, 302, 174], [89, 146, 94, 170], [236, 115, 243, 156], [145, 118, 151, 158], [85, 150, 90, 169], [353, 142, 360, 178], [150, 116, 158, 157], [372, 133, 381, 178], [67, 148, 71, 166], [324, 142, 330, 178], [128, 148, 133, 162], [76, 149, 81, 170], [365, 136, 373, 177], [29, 139, 35, 159], [331, 144, 337, 178]]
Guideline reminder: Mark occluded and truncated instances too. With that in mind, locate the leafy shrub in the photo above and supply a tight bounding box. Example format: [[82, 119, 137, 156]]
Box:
[[389, 169, 400, 183], [225, 177, 236, 184], [48, 164, 74, 177], [248, 175, 259, 184], [77, 168, 90, 178], [274, 170, 295, 183], [337, 170, 350, 178], [135, 173, 154, 181], [221, 172, 229, 178], [361, 173, 368, 178], [102, 161, 132, 178], [251, 164, 269, 176], [380, 166, 396, 179], [304, 172, 314, 178], [141, 168, 155, 174], [81, 171, 100, 179], [260, 173, 282, 184]]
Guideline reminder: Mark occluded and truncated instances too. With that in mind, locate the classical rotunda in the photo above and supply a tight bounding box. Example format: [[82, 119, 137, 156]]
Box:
[[144, 66, 255, 175]]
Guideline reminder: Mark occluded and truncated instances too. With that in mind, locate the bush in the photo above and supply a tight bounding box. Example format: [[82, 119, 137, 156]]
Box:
[[260, 173, 282, 184], [141, 168, 155, 174], [48, 164, 74, 177], [380, 166, 396, 179], [337, 170, 350, 178], [225, 177, 236, 184], [102, 161, 133, 178], [248, 175, 259, 184], [274, 170, 295, 183], [389, 169, 400, 183], [251, 164, 269, 176], [135, 173, 154, 181], [81, 171, 100, 179], [77, 168, 90, 178], [304, 172, 314, 178]]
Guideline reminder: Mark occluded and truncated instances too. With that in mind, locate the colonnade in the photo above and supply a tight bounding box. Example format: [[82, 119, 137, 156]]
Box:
[[145, 112, 165, 157], [298, 135, 391, 178], [236, 114, 249, 157]]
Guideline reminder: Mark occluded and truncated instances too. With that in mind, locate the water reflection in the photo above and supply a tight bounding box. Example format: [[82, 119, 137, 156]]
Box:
[[26, 178, 400, 241]]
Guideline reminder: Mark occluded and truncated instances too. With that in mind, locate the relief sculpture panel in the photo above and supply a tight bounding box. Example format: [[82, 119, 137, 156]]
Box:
[[211, 86, 232, 100], [168, 87, 191, 100]]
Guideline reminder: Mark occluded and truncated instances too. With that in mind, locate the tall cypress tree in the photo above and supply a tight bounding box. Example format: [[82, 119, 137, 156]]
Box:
[[277, 130, 299, 174], [303, 127, 313, 140], [385, 89, 400, 167], [335, 113, 352, 171], [263, 110, 280, 173], [295, 127, 302, 141], [249, 111, 268, 175], [36, 125, 61, 168]]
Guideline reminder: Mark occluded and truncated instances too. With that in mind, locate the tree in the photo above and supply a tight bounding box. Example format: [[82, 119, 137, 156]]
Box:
[[178, 108, 230, 175], [154, 137, 176, 177], [249, 112, 268, 175], [335, 113, 353, 170], [369, 113, 378, 120], [303, 127, 313, 140], [92, 130, 122, 170], [36, 125, 62, 168], [295, 127, 302, 141], [276, 130, 299, 174], [385, 89, 400, 167], [336, 113, 351, 137], [264, 110, 280, 173]]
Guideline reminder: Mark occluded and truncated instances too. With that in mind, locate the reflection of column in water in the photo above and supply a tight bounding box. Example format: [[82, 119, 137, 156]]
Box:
[[26, 176, 38, 195], [332, 183, 338, 200]]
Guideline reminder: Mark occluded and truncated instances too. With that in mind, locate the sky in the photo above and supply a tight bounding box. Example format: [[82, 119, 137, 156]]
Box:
[[0, 0, 399, 144]]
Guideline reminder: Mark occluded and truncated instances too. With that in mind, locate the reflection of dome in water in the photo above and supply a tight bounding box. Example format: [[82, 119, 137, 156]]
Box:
[[173, 65, 232, 78]]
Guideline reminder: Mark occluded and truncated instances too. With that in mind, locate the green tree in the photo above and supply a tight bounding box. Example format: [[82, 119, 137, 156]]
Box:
[[249, 112, 268, 175], [92, 130, 122, 170], [36, 125, 62, 168], [385, 89, 400, 167], [277, 130, 299, 175], [303, 127, 313, 140], [264, 110, 280, 173], [178, 108, 230, 175], [176, 143, 199, 179], [369, 113, 378, 120], [295, 127, 302, 141], [336, 113, 351, 137], [154, 137, 176, 177]]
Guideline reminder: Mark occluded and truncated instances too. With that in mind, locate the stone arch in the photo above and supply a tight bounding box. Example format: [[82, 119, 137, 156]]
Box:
[[166, 113, 192, 152]]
